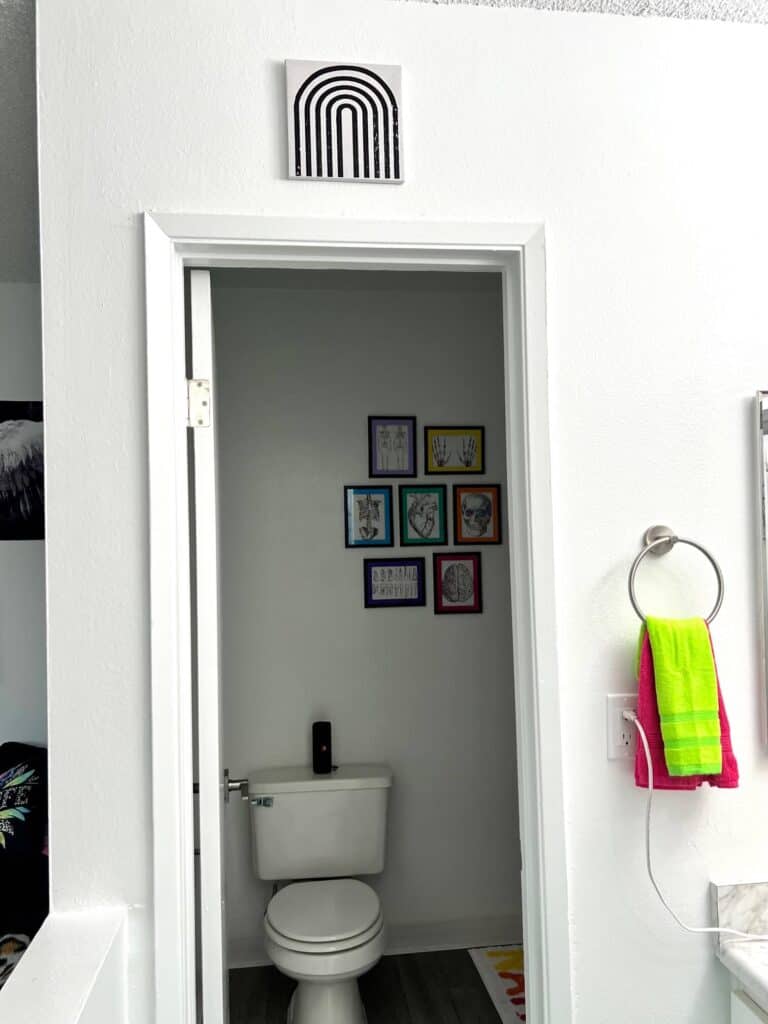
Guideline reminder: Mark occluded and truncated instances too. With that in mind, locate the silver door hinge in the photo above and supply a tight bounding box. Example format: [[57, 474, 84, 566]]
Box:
[[187, 379, 211, 428]]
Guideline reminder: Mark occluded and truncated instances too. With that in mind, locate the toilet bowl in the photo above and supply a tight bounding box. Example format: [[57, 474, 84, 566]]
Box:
[[248, 763, 393, 1023], [263, 878, 384, 1024]]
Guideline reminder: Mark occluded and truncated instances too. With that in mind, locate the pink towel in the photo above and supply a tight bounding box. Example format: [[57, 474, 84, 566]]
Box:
[[634, 627, 738, 789]]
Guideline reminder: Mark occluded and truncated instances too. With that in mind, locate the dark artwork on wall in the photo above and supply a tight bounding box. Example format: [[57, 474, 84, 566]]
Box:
[[0, 402, 44, 540], [286, 60, 403, 184]]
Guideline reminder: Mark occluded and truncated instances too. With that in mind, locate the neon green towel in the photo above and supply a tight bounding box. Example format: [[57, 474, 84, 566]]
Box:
[[645, 616, 722, 776]]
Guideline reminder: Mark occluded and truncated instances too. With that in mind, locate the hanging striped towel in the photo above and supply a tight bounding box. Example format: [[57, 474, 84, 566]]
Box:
[[645, 617, 722, 776]]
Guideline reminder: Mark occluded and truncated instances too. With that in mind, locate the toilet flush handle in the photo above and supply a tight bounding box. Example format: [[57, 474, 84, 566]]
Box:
[[223, 768, 249, 803]]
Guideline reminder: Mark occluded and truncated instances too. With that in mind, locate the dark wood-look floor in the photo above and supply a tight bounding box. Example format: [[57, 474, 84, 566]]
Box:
[[229, 949, 501, 1023]]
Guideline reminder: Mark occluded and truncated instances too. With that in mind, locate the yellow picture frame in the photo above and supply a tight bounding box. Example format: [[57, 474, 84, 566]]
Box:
[[424, 426, 485, 474]]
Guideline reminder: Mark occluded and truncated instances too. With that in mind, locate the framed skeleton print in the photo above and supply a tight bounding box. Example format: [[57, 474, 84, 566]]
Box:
[[399, 485, 447, 546], [424, 426, 485, 474], [433, 552, 483, 614], [368, 416, 417, 477], [453, 484, 502, 545], [344, 486, 394, 547]]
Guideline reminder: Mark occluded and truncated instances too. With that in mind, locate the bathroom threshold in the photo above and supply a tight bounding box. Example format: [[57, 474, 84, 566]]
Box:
[[229, 947, 504, 1023]]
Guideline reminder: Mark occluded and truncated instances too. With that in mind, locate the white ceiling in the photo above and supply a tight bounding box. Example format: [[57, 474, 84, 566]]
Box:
[[404, 0, 768, 21], [0, 0, 39, 283]]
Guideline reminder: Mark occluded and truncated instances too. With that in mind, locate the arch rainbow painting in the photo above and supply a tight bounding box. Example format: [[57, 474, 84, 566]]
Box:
[[286, 60, 403, 183]]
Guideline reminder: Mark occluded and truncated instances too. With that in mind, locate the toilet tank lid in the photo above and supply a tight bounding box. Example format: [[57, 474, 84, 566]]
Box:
[[248, 763, 392, 795]]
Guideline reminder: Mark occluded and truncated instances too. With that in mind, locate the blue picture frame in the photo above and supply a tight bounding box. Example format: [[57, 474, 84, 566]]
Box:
[[344, 485, 394, 547]]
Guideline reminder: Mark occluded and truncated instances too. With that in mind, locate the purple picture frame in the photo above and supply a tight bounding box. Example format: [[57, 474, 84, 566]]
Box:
[[368, 416, 417, 477], [363, 557, 426, 608]]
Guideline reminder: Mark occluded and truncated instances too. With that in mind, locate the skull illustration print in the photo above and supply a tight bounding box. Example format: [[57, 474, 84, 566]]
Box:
[[461, 492, 492, 537], [454, 485, 502, 544]]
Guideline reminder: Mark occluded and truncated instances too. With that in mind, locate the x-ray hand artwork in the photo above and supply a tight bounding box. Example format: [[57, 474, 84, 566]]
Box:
[[459, 437, 477, 469], [432, 436, 449, 468]]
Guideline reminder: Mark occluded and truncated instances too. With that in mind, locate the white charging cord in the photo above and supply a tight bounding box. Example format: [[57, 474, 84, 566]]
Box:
[[623, 709, 768, 944]]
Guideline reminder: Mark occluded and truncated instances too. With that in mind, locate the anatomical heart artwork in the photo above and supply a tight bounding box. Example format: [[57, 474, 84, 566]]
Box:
[[344, 486, 394, 547], [399, 485, 447, 546]]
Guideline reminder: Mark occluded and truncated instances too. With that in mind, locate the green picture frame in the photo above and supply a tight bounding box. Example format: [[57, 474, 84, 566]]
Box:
[[399, 485, 448, 546]]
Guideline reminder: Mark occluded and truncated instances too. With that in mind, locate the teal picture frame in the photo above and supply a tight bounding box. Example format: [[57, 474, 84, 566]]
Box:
[[399, 485, 448, 546], [344, 485, 394, 547]]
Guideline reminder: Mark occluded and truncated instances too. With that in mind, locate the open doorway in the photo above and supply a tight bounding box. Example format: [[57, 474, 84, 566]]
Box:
[[146, 214, 570, 1024], [194, 267, 522, 1021]]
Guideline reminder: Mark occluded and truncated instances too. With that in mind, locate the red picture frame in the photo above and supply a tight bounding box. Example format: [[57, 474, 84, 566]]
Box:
[[433, 552, 482, 614]]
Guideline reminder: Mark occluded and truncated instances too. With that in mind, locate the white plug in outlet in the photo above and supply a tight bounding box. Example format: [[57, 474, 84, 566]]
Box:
[[606, 694, 638, 759]]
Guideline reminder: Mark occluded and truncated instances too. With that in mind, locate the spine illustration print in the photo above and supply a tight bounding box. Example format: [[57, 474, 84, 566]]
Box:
[[293, 65, 401, 181]]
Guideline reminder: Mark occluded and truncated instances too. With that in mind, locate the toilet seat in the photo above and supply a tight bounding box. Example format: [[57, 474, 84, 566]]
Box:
[[266, 879, 382, 954]]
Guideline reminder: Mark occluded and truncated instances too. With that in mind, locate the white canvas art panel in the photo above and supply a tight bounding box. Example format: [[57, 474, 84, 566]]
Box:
[[286, 60, 403, 184]]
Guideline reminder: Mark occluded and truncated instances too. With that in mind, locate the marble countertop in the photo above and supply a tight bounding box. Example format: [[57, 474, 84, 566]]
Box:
[[713, 882, 768, 1012], [718, 942, 768, 1013]]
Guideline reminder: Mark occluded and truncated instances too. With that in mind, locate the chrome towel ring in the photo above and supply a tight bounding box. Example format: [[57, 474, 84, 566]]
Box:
[[628, 525, 724, 624]]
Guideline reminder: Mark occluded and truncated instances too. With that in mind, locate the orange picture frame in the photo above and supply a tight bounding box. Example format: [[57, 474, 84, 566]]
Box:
[[453, 484, 502, 544]]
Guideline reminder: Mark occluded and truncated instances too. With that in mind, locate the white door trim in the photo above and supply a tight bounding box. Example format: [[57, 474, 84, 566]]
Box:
[[144, 213, 571, 1024]]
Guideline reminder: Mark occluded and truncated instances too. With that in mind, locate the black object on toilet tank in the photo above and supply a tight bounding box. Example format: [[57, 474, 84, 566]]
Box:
[[312, 721, 333, 774]]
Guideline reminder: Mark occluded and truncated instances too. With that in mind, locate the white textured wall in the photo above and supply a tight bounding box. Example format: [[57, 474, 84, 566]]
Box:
[[0, 282, 46, 747], [212, 270, 519, 965], [36, 2, 768, 1021]]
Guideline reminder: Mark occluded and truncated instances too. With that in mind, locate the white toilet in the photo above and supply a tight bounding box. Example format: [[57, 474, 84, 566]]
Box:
[[248, 763, 392, 1024]]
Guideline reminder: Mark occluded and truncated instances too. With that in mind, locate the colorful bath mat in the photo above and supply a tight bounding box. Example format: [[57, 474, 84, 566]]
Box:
[[469, 945, 526, 1022]]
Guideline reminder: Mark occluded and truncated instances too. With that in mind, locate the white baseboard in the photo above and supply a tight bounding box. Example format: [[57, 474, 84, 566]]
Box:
[[228, 913, 523, 971], [385, 914, 523, 956]]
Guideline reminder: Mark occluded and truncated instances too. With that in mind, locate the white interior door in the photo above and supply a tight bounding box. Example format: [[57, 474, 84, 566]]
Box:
[[189, 269, 228, 1024]]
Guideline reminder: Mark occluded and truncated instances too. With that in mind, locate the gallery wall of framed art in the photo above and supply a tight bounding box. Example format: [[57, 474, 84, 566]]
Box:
[[345, 415, 504, 613]]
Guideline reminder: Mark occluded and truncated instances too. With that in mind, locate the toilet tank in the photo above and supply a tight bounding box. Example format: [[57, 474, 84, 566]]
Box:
[[248, 763, 392, 881]]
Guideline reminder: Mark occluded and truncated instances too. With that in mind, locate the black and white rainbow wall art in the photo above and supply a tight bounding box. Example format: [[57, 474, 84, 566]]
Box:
[[286, 61, 403, 184]]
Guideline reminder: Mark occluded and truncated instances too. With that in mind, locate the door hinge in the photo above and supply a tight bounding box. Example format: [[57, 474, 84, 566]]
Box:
[[187, 378, 211, 428]]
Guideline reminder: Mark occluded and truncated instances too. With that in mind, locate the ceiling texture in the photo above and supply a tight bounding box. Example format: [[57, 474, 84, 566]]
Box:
[[403, 0, 768, 21], [0, 0, 39, 283]]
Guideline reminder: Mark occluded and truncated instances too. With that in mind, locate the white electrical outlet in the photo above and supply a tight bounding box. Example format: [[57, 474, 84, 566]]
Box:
[[606, 694, 638, 759]]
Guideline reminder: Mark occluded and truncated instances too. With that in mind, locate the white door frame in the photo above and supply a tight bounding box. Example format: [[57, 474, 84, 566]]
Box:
[[144, 213, 571, 1024]]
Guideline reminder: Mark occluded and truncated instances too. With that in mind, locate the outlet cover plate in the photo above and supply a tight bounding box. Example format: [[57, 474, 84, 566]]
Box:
[[606, 693, 638, 760]]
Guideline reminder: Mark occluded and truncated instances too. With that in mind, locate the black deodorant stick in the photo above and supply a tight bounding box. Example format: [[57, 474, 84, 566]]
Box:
[[312, 721, 332, 774]]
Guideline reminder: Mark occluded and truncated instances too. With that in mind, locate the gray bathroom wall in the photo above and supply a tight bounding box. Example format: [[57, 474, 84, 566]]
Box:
[[0, 283, 46, 746], [212, 269, 521, 966]]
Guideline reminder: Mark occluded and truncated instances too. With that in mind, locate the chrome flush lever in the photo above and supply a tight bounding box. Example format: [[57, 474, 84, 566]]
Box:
[[224, 768, 249, 803]]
